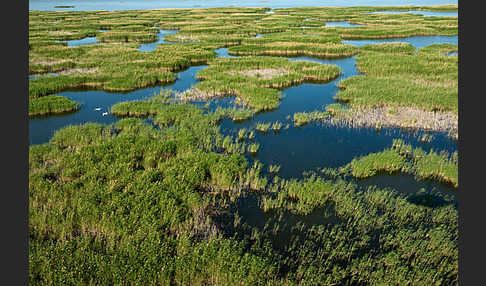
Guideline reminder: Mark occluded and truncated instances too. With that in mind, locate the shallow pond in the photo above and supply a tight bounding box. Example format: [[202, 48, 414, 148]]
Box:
[[137, 29, 179, 52]]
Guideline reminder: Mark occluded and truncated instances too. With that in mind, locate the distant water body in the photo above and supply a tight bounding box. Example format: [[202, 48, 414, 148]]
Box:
[[29, 0, 457, 11]]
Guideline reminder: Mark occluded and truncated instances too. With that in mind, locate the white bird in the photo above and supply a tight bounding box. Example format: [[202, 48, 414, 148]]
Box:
[[102, 112, 108, 116], [95, 107, 102, 111]]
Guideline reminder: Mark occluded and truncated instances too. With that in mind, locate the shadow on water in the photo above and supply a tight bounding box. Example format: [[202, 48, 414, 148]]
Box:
[[213, 192, 342, 252], [353, 172, 457, 207], [221, 120, 457, 179]]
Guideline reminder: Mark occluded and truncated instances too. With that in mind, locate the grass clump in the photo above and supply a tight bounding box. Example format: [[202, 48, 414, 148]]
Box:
[[347, 149, 406, 178], [255, 122, 271, 132], [247, 143, 260, 153], [268, 164, 281, 174], [29, 95, 79, 116]]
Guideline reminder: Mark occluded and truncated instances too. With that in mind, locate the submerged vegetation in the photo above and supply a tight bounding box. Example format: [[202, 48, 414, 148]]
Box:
[[29, 4, 458, 285]]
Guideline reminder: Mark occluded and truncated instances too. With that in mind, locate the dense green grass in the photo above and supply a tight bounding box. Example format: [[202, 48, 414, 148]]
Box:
[[336, 43, 458, 113], [29, 95, 79, 116]]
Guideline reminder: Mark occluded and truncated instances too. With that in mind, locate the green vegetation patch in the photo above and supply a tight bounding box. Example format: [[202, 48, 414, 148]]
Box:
[[228, 30, 358, 58], [194, 56, 341, 111], [29, 95, 79, 116], [358, 42, 416, 54], [336, 44, 458, 113]]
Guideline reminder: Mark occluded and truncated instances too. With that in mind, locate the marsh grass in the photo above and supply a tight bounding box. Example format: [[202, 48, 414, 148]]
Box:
[[195, 56, 340, 111], [268, 164, 281, 174], [29, 7, 458, 285], [247, 143, 260, 154], [29, 95, 79, 116], [336, 45, 458, 114], [255, 122, 271, 133]]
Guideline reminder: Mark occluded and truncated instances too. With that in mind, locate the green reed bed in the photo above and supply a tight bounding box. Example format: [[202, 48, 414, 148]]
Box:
[[293, 103, 348, 127], [335, 24, 456, 39], [29, 114, 279, 285], [255, 122, 271, 133], [336, 44, 458, 114], [29, 95, 79, 117], [29, 43, 215, 100], [241, 30, 342, 45], [417, 43, 458, 56], [194, 56, 340, 111], [228, 41, 358, 58], [358, 42, 416, 54], [29, 7, 459, 284], [164, 32, 249, 47]]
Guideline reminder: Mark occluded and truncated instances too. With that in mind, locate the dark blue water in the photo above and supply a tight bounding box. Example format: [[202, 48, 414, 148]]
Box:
[[221, 120, 456, 179], [367, 10, 458, 17], [29, 0, 457, 11], [137, 29, 179, 52], [342, 35, 458, 49], [325, 21, 363, 27], [354, 173, 456, 200]]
